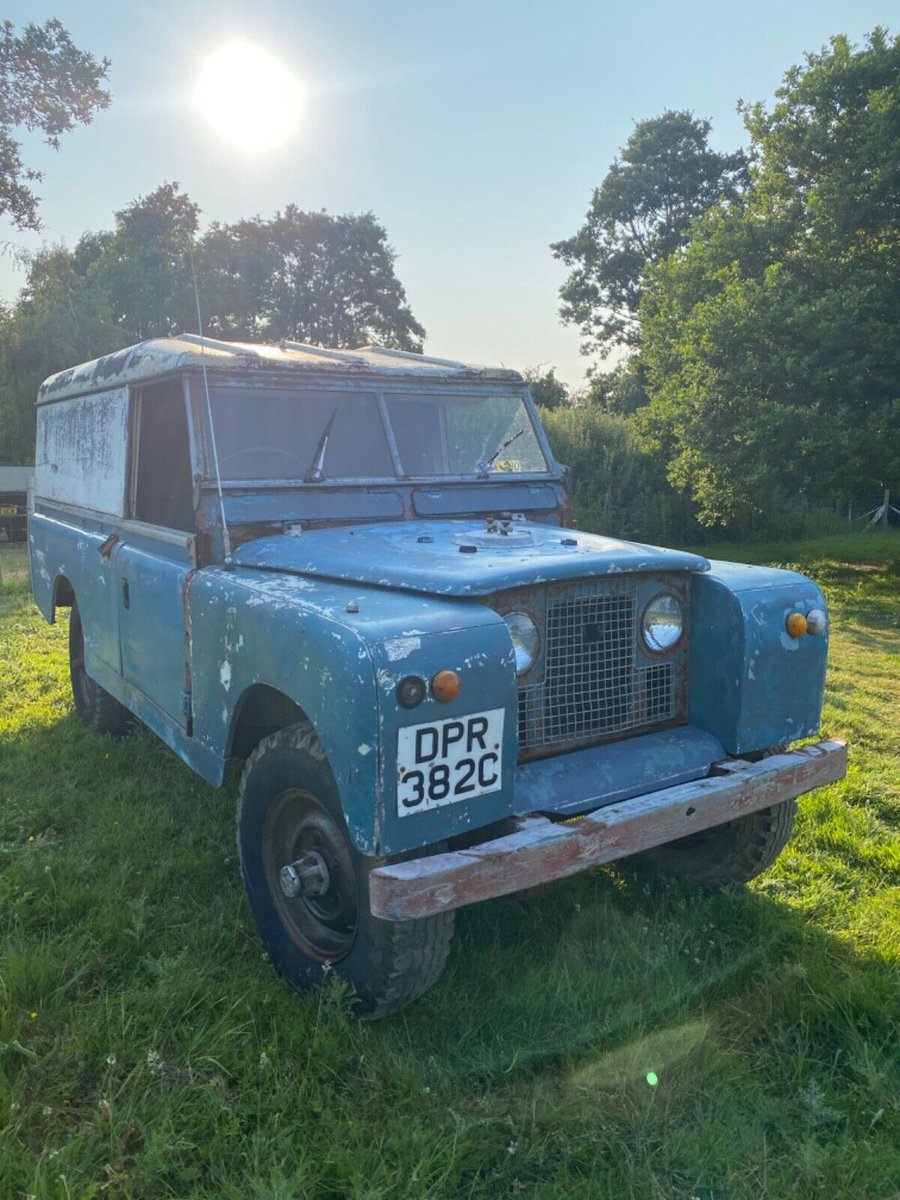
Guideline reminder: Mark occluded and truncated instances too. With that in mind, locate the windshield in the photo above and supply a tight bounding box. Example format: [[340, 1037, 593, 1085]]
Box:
[[384, 392, 547, 476], [209, 388, 393, 480], [207, 385, 549, 481]]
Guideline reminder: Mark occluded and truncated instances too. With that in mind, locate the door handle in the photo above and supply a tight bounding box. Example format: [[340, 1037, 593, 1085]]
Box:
[[122, 578, 130, 609], [98, 531, 120, 559]]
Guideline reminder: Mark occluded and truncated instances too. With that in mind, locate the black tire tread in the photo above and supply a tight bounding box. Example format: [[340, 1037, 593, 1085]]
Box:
[[641, 798, 797, 887]]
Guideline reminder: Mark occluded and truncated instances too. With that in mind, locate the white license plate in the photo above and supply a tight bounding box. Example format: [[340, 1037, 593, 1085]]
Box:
[[397, 709, 505, 817]]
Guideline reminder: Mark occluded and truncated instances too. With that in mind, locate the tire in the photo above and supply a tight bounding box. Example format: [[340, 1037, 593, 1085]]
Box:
[[237, 722, 455, 1019], [68, 603, 133, 736], [637, 798, 797, 887]]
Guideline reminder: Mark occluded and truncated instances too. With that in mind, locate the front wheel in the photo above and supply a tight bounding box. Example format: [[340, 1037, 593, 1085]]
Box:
[[237, 722, 455, 1018], [636, 798, 797, 887]]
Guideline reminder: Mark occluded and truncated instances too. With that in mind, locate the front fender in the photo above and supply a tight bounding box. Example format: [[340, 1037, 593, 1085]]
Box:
[[689, 561, 829, 755], [188, 568, 382, 852]]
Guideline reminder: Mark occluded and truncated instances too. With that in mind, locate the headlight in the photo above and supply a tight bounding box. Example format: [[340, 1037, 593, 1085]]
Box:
[[504, 612, 539, 675], [642, 593, 684, 653]]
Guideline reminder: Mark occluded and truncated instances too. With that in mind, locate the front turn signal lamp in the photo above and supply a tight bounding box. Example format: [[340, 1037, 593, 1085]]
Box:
[[432, 670, 462, 702], [785, 612, 808, 638]]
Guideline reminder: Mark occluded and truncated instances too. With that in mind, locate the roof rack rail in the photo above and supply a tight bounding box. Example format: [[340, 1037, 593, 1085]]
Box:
[[178, 333, 262, 358]]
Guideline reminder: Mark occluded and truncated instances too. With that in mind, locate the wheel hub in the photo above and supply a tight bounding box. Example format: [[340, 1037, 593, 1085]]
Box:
[[262, 788, 359, 962], [279, 850, 330, 898]]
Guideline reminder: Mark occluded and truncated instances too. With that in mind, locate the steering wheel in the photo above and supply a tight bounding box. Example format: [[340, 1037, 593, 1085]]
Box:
[[219, 447, 308, 476]]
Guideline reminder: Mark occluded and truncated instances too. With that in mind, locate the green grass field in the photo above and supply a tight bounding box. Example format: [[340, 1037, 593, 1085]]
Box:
[[1, 535, 897, 1199]]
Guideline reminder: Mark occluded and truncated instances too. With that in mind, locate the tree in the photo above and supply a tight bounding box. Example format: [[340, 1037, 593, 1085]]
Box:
[[582, 359, 649, 415], [640, 30, 900, 527], [200, 207, 425, 350], [551, 111, 748, 359], [0, 19, 109, 231], [91, 183, 200, 340], [0, 245, 118, 461], [523, 365, 570, 410]]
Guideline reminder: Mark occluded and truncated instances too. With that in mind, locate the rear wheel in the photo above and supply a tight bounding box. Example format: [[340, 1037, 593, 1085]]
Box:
[[68, 602, 133, 735], [237, 722, 455, 1018], [637, 800, 797, 887]]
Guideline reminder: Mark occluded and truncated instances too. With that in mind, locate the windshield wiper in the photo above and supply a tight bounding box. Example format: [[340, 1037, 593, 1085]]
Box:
[[476, 428, 525, 477], [303, 407, 338, 483]]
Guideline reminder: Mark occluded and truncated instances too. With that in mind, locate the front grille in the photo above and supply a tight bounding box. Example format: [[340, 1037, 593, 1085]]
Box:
[[510, 578, 683, 757]]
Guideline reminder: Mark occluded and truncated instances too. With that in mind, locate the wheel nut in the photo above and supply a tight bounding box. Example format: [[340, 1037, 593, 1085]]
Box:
[[279, 864, 303, 898]]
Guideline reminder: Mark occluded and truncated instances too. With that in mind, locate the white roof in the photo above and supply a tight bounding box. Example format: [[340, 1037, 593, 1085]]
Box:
[[37, 335, 523, 404]]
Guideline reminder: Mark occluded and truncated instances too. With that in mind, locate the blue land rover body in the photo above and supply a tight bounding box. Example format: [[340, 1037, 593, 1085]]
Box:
[[29, 336, 846, 1016]]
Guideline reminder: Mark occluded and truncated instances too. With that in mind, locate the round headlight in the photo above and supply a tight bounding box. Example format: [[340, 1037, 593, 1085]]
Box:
[[642, 593, 684, 653], [504, 612, 539, 675]]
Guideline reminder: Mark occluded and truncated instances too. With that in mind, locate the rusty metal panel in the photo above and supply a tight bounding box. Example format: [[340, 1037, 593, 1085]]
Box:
[[34, 387, 129, 516], [368, 739, 848, 920]]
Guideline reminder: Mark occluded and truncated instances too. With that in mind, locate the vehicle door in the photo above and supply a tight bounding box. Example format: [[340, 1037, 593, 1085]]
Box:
[[114, 379, 197, 729]]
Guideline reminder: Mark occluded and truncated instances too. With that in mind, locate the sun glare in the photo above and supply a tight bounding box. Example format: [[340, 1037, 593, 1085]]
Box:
[[194, 43, 303, 153]]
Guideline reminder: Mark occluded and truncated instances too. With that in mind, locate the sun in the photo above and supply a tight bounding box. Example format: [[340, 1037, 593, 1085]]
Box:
[[194, 43, 303, 153]]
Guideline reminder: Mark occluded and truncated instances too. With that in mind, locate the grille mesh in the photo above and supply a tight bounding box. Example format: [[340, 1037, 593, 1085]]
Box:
[[515, 580, 677, 754]]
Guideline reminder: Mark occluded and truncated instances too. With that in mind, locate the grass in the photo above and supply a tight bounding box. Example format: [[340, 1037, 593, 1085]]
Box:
[[1, 533, 898, 1199]]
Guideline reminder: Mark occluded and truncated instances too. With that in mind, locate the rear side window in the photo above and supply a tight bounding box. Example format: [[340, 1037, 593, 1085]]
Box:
[[133, 382, 196, 531], [208, 387, 394, 481]]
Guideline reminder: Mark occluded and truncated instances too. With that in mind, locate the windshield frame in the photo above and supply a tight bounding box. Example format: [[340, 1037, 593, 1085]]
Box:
[[192, 374, 560, 488]]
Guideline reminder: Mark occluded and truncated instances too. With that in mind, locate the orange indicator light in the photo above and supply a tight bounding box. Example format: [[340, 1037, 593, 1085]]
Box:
[[786, 613, 808, 638], [432, 670, 462, 702]]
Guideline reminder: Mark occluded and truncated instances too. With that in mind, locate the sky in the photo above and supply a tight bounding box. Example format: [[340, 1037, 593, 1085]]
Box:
[[2, 1, 892, 388]]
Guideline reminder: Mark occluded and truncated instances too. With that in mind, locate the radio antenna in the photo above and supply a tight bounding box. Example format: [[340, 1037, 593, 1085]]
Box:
[[187, 242, 233, 567]]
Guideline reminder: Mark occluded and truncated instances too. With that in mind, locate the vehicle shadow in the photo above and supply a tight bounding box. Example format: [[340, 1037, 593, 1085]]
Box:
[[373, 827, 895, 1087]]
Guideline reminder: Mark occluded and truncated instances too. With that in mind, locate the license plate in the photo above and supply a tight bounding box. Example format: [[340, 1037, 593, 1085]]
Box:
[[0, 505, 16, 514], [397, 709, 505, 816]]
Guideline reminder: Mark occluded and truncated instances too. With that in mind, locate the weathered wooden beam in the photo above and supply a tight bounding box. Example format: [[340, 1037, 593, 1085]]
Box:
[[369, 739, 848, 920]]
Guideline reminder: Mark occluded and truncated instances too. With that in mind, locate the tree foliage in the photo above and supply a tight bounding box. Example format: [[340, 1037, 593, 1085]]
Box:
[[552, 111, 747, 358], [640, 30, 900, 526], [0, 19, 109, 232], [523, 365, 570, 410], [200, 206, 425, 350], [539, 404, 698, 543]]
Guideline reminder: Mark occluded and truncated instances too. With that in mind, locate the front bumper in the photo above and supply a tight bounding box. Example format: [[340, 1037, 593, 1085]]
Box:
[[369, 739, 847, 919]]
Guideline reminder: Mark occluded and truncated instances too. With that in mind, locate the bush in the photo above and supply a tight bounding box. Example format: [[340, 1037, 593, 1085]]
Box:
[[539, 405, 698, 544]]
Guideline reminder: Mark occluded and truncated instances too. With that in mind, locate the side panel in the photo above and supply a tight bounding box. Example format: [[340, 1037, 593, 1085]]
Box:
[[35, 388, 129, 516], [115, 537, 193, 728], [689, 565, 829, 755], [29, 509, 121, 673]]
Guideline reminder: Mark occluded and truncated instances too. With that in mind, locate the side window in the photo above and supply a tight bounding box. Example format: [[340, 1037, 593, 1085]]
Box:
[[132, 382, 195, 531]]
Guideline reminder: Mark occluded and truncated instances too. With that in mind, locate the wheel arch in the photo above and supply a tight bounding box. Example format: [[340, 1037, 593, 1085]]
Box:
[[227, 683, 313, 762], [51, 573, 76, 621]]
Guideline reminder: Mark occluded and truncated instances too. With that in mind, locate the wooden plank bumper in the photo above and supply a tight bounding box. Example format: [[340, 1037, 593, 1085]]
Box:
[[369, 739, 848, 920]]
